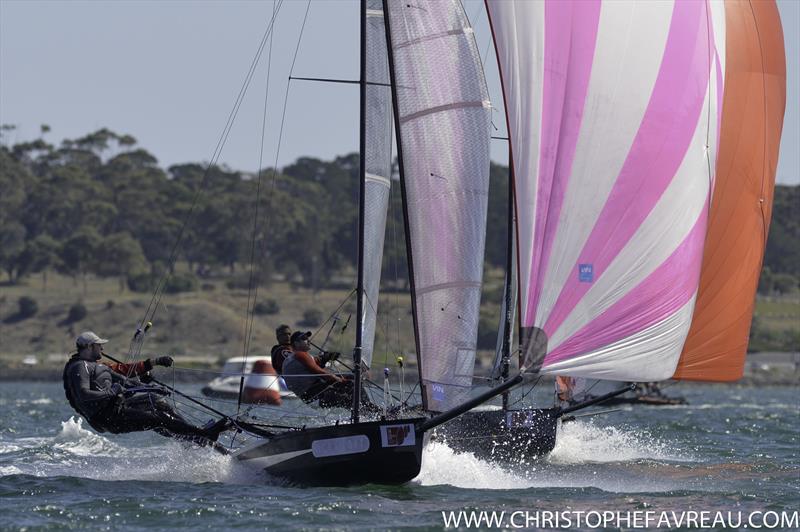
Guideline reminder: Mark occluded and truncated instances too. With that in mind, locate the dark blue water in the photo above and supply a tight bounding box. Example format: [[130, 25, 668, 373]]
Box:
[[1, 382, 798, 530]]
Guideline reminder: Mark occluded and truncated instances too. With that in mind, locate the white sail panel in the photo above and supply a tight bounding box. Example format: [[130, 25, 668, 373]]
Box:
[[542, 297, 698, 380], [487, 0, 724, 380], [386, 0, 491, 411], [360, 0, 393, 369]]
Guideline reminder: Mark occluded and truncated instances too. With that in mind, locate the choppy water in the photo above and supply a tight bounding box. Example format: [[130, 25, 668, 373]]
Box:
[[1, 382, 797, 530]]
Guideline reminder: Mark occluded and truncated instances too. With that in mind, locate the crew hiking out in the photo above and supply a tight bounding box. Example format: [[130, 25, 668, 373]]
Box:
[[63, 331, 230, 444], [282, 331, 376, 411]]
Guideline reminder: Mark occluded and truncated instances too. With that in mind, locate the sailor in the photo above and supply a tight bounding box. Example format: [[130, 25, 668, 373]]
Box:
[[282, 331, 371, 410], [271, 325, 339, 375], [63, 331, 230, 443], [106, 354, 174, 382], [269, 324, 293, 374], [555, 376, 574, 407]]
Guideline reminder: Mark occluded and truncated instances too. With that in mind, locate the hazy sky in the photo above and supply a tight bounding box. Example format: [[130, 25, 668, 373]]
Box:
[[1, 0, 797, 184]]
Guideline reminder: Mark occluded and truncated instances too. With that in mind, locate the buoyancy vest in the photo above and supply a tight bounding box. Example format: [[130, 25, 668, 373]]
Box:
[[270, 344, 292, 374], [63, 354, 113, 432], [63, 355, 125, 422], [62, 353, 83, 416], [282, 352, 326, 396]]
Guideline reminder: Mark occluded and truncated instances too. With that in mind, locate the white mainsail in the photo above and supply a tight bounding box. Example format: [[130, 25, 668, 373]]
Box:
[[360, 0, 393, 370], [385, 0, 492, 411]]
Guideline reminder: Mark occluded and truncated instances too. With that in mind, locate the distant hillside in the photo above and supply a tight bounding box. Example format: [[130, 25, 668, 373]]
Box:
[[0, 127, 797, 359], [1, 128, 797, 293]]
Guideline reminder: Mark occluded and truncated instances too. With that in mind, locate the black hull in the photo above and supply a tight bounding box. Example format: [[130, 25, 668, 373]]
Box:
[[433, 408, 559, 463], [234, 418, 426, 486]]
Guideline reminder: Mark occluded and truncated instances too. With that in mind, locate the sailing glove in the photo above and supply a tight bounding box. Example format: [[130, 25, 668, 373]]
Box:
[[109, 383, 124, 396], [154, 356, 173, 367]]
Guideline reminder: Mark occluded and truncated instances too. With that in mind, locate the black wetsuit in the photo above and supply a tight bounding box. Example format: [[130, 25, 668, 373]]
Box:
[[63, 354, 224, 441]]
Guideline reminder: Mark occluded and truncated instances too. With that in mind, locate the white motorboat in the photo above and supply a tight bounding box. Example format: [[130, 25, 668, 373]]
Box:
[[201, 356, 295, 402]]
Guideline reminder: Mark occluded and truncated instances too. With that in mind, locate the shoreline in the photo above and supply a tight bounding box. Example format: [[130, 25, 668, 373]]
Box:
[[3, 352, 797, 386]]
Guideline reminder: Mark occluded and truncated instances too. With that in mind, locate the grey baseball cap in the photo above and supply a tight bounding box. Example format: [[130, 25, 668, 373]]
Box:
[[76, 331, 109, 346]]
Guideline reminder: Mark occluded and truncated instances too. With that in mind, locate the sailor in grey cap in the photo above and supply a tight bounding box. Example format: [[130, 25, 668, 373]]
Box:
[[63, 331, 230, 444], [74, 331, 108, 360]]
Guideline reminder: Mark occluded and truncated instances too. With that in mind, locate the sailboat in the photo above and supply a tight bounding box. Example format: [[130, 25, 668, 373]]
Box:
[[435, 0, 785, 463], [116, 0, 784, 486], [98, 0, 512, 487], [539, 0, 787, 410], [227, 0, 523, 486]]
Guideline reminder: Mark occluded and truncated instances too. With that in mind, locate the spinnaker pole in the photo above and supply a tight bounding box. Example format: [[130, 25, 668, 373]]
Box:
[[351, 0, 367, 424]]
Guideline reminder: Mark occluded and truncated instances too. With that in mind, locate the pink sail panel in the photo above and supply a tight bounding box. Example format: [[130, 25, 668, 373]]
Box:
[[524, 1, 601, 332], [487, 0, 724, 380]]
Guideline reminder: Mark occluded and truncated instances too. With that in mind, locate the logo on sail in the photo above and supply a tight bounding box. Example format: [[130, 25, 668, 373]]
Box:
[[431, 383, 446, 402], [380, 424, 415, 447], [578, 264, 594, 283]]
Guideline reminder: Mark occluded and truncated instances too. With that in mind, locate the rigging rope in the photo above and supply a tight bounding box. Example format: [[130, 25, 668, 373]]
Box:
[[508, 375, 541, 409], [126, 0, 286, 368], [238, 0, 280, 415], [235, 0, 313, 418]]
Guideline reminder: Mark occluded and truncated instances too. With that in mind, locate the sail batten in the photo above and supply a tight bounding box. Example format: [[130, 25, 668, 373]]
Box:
[[399, 100, 489, 124]]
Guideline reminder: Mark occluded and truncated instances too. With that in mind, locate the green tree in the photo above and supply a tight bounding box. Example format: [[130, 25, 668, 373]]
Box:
[[0, 221, 26, 282], [15, 234, 60, 290], [758, 266, 774, 295], [764, 186, 799, 276], [95, 232, 149, 292], [772, 273, 798, 295], [59, 227, 102, 293]]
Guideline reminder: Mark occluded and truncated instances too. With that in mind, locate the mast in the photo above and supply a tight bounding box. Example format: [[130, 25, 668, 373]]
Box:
[[501, 147, 514, 411], [352, 0, 367, 424], [381, 0, 426, 410]]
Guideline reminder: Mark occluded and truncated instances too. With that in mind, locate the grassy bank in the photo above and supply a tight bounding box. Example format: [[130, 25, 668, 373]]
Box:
[[0, 270, 420, 367], [1, 271, 797, 381]]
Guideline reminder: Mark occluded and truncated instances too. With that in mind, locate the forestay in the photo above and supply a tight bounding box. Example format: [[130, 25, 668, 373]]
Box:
[[674, 0, 786, 382], [487, 0, 725, 381], [385, 0, 492, 411], [360, 0, 393, 370]]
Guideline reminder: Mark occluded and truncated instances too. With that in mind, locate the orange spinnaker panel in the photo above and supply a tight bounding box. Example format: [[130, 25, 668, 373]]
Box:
[[673, 0, 786, 381]]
